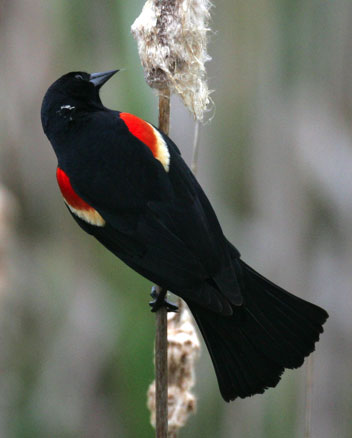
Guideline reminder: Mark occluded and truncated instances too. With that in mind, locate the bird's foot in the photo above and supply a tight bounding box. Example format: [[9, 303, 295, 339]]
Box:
[[149, 286, 178, 313]]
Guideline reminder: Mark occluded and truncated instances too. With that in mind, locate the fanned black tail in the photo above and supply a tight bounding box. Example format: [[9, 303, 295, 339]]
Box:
[[187, 260, 328, 402]]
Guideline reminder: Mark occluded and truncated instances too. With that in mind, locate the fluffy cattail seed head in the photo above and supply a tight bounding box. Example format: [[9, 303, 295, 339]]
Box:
[[147, 304, 200, 433], [131, 0, 212, 121]]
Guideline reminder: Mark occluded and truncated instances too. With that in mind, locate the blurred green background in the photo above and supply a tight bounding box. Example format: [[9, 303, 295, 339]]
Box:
[[0, 0, 350, 437]]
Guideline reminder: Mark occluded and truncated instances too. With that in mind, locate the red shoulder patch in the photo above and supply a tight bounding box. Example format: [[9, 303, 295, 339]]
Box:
[[120, 112, 170, 171], [56, 167, 91, 210], [120, 112, 157, 156], [56, 167, 105, 226]]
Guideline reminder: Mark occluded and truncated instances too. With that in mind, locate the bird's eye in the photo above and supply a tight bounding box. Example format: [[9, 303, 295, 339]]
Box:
[[75, 74, 84, 80]]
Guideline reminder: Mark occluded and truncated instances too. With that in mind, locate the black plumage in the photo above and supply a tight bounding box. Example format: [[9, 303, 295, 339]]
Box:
[[41, 70, 328, 401]]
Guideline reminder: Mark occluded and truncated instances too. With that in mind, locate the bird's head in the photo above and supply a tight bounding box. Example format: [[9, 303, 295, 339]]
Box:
[[41, 69, 118, 133]]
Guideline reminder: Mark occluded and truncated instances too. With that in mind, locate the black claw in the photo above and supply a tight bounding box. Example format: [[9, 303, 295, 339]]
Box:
[[150, 286, 158, 300], [149, 286, 178, 313]]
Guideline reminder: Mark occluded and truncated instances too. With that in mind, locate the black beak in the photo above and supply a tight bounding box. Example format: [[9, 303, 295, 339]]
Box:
[[89, 69, 119, 88]]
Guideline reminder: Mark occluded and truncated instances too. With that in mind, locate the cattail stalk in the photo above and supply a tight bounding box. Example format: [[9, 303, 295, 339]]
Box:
[[191, 121, 200, 174], [132, 1, 211, 436], [155, 88, 171, 438], [304, 355, 314, 438], [0, 186, 16, 298], [155, 300, 168, 438]]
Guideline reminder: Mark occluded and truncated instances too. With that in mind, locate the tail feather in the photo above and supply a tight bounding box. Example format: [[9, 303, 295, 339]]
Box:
[[188, 260, 328, 401]]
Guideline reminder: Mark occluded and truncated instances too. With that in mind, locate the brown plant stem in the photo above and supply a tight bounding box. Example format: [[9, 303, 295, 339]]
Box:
[[191, 121, 200, 175], [159, 89, 170, 134], [155, 288, 168, 438], [155, 89, 171, 438], [166, 119, 201, 438]]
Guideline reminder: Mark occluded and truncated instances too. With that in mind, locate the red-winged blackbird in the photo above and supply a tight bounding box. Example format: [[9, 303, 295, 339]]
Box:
[[41, 70, 328, 402]]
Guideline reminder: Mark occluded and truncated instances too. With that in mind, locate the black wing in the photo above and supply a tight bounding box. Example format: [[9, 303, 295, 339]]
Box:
[[63, 111, 243, 313]]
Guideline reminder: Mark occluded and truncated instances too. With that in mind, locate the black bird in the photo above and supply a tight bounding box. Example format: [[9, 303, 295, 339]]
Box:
[[41, 70, 328, 401]]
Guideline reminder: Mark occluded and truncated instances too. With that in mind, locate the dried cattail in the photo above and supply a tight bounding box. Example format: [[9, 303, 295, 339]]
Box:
[[134, 1, 208, 433], [147, 303, 200, 434], [131, 0, 212, 121]]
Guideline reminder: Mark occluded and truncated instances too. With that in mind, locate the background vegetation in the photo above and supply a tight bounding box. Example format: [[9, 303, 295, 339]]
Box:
[[0, 0, 350, 437]]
